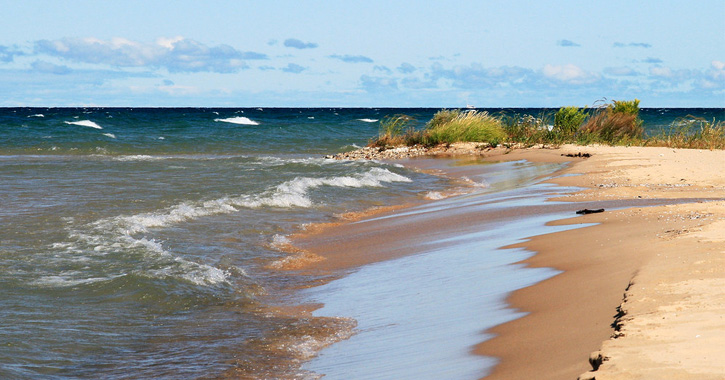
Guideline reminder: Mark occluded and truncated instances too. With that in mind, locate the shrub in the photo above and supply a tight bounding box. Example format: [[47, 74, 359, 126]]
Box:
[[554, 106, 588, 135], [611, 99, 640, 116]]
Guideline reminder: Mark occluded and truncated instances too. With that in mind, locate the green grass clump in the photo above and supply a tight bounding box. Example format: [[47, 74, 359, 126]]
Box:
[[647, 117, 725, 150], [500, 112, 565, 147], [365, 100, 724, 152], [423, 110, 506, 146], [581, 99, 643, 143], [554, 106, 588, 135], [370, 114, 416, 147]]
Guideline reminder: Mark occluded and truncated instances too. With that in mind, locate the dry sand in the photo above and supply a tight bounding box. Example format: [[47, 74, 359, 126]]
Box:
[[295, 144, 725, 379], [477, 145, 725, 380]]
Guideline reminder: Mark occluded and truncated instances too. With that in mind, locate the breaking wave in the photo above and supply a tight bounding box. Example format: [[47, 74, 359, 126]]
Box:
[[65, 120, 103, 129], [215, 116, 260, 125], [102, 167, 412, 235]]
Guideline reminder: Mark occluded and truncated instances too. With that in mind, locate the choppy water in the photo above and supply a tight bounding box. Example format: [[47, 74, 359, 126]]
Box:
[[0, 107, 721, 379]]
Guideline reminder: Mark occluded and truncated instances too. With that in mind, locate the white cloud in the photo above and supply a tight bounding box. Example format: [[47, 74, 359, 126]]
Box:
[[360, 75, 397, 92], [282, 63, 306, 73], [157, 36, 184, 49], [397, 63, 416, 74], [603, 66, 639, 77], [155, 83, 200, 95], [34, 37, 266, 73], [542, 64, 599, 84], [429, 62, 533, 88], [649, 66, 673, 78], [31, 60, 72, 74], [283, 38, 318, 49], [330, 54, 374, 63], [0, 45, 25, 62], [711, 60, 725, 73]]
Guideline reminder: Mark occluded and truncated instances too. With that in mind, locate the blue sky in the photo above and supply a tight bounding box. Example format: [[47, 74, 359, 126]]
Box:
[[1, 1, 724, 107]]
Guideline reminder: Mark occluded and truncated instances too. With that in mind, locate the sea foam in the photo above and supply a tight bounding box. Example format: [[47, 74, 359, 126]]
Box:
[[214, 116, 260, 125], [65, 120, 103, 129], [357, 118, 378, 123]]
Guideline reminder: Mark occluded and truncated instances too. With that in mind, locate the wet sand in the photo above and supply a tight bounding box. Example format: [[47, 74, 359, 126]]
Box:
[[292, 145, 725, 379]]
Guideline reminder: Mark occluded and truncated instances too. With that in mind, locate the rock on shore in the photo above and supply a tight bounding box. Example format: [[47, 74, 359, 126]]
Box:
[[324, 142, 507, 160]]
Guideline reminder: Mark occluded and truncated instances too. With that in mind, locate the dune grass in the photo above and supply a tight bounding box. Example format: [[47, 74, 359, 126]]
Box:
[[423, 110, 506, 146], [370, 114, 417, 147], [500, 112, 561, 147], [370, 110, 506, 148], [580, 99, 643, 142], [647, 117, 725, 150], [369, 99, 723, 151]]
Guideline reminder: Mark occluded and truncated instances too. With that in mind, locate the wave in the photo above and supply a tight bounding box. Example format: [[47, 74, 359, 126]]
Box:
[[30, 273, 123, 287], [214, 116, 260, 125], [65, 120, 103, 129], [102, 133, 117, 139], [40, 166, 410, 290], [29, 114, 45, 118], [99, 167, 411, 235], [56, 227, 233, 288], [112, 155, 168, 161], [357, 118, 378, 123]]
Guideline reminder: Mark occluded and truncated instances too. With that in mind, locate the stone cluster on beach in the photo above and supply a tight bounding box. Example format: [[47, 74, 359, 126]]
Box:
[[325, 142, 507, 160]]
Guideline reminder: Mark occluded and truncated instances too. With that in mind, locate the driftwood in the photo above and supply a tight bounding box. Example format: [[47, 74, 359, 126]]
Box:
[[562, 152, 592, 158], [576, 208, 605, 214]]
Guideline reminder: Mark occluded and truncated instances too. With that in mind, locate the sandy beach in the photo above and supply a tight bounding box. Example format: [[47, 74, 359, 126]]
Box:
[[474, 145, 725, 379], [293, 144, 725, 379]]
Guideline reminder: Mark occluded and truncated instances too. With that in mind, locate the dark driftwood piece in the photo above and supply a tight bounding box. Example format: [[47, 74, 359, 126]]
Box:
[[576, 208, 605, 214], [562, 152, 592, 158]]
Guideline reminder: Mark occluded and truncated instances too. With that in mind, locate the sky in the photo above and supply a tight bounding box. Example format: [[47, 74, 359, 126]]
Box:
[[1, 1, 724, 107]]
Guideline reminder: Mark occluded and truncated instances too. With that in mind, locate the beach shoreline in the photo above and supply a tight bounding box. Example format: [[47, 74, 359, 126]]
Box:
[[292, 144, 725, 379]]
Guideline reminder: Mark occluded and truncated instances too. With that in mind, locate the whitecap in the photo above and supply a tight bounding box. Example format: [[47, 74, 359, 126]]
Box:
[[258, 167, 411, 208], [149, 261, 230, 286], [113, 155, 165, 162], [29, 114, 45, 118], [215, 116, 260, 125], [30, 273, 122, 288], [97, 167, 411, 237], [357, 118, 378, 123], [102, 133, 116, 139], [425, 191, 445, 200], [65, 120, 103, 129]]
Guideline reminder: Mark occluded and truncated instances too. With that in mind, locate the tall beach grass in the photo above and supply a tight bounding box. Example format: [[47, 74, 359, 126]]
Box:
[[369, 99, 723, 150], [647, 117, 725, 150], [423, 110, 506, 146]]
